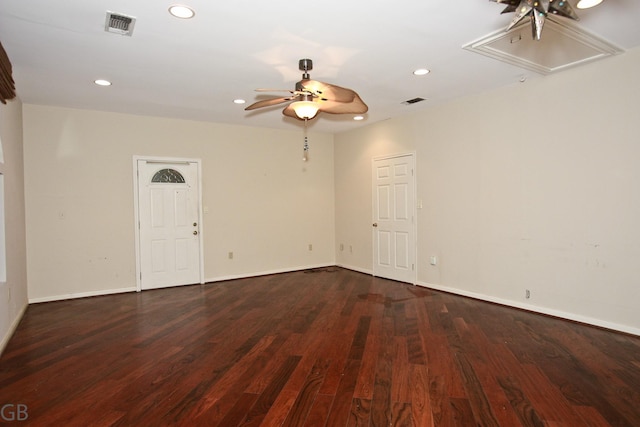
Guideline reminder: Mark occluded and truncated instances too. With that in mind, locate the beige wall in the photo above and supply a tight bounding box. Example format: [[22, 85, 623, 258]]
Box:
[[17, 47, 640, 335], [23, 106, 335, 301], [335, 46, 640, 335], [0, 96, 28, 353]]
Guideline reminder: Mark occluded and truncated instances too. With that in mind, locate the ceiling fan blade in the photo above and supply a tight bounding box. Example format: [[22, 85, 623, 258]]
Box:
[[244, 97, 293, 111], [301, 80, 358, 103], [281, 92, 368, 121], [317, 92, 368, 114], [254, 88, 295, 93], [282, 103, 299, 120]]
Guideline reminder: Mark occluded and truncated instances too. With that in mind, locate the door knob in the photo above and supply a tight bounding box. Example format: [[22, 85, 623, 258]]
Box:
[[193, 231, 198, 235], [372, 223, 378, 227]]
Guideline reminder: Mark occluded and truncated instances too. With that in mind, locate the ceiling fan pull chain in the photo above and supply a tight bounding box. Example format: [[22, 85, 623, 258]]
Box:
[[303, 118, 309, 162]]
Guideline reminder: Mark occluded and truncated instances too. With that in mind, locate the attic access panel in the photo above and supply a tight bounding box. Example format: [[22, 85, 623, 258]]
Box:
[[463, 19, 623, 75]]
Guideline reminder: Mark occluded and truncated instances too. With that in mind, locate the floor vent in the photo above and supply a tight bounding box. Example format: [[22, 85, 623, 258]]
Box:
[[402, 97, 426, 105], [105, 11, 136, 36]]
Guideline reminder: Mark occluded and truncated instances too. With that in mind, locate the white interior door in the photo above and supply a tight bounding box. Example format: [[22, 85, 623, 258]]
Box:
[[372, 154, 416, 284], [136, 159, 202, 290]]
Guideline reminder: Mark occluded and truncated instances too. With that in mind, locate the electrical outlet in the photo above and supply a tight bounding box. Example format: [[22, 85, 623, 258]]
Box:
[[308, 244, 313, 251], [525, 289, 531, 299], [228, 251, 233, 260], [429, 256, 437, 266]]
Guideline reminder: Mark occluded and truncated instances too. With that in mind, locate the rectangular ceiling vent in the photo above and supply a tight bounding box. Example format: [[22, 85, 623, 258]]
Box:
[[402, 97, 426, 105], [105, 11, 136, 36], [463, 19, 623, 75]]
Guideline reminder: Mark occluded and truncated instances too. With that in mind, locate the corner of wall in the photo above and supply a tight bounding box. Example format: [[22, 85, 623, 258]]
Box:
[[0, 96, 29, 355]]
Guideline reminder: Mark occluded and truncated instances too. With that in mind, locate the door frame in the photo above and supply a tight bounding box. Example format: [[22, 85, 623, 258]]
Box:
[[371, 152, 418, 284], [132, 155, 204, 292]]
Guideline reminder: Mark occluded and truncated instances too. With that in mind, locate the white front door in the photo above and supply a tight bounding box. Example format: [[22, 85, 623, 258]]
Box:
[[372, 154, 416, 284], [136, 159, 202, 290]]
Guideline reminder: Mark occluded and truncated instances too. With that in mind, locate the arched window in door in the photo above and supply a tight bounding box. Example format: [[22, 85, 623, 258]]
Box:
[[151, 168, 185, 183]]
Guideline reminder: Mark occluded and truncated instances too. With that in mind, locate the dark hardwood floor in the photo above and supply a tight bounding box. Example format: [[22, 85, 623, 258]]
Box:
[[1, 267, 639, 426]]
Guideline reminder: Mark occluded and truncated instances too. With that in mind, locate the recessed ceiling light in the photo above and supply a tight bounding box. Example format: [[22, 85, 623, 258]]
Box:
[[353, 116, 364, 121], [94, 79, 112, 86], [169, 5, 195, 19], [233, 99, 246, 104], [413, 68, 430, 76]]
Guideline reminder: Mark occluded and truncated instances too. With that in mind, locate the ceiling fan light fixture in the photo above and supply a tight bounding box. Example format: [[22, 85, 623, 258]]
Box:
[[244, 59, 367, 124], [577, 0, 603, 9], [292, 100, 319, 120]]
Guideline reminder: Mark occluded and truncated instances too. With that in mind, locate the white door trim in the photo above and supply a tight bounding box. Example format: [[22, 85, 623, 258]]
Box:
[[372, 152, 418, 284], [133, 155, 204, 292]]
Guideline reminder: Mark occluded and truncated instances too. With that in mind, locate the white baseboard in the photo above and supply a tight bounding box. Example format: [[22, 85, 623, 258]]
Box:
[[417, 280, 640, 337], [335, 263, 373, 276], [23, 269, 637, 337], [205, 263, 336, 284], [29, 287, 138, 304], [28, 264, 336, 304], [0, 303, 28, 356]]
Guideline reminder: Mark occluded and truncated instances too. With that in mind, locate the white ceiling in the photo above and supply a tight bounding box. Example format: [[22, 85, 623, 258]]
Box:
[[1, 0, 639, 134]]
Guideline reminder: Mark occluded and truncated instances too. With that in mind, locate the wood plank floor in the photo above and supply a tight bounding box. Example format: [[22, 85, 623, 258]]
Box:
[[1, 267, 639, 426]]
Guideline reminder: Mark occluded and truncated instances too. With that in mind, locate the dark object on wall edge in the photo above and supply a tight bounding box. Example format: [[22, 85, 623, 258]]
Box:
[[0, 41, 16, 104]]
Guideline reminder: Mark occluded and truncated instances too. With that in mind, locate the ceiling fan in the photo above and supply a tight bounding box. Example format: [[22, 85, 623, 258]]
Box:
[[244, 59, 368, 121]]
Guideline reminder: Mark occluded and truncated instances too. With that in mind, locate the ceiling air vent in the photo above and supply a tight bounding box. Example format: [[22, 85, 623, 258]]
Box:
[[402, 97, 426, 105], [105, 11, 136, 36]]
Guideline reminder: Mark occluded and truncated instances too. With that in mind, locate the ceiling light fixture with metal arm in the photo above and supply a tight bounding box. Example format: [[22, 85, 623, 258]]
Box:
[[490, 0, 581, 40]]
